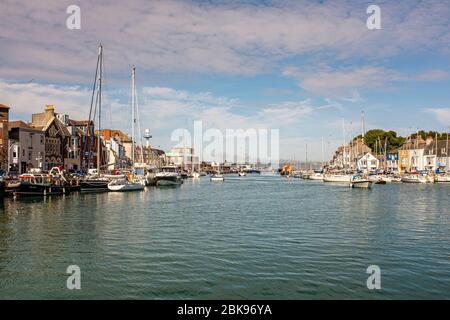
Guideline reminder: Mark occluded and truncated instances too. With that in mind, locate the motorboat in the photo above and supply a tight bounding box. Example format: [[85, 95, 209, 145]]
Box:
[[237, 171, 246, 177], [13, 172, 67, 197], [350, 174, 372, 188], [210, 173, 225, 182], [435, 174, 450, 183], [155, 166, 182, 186]]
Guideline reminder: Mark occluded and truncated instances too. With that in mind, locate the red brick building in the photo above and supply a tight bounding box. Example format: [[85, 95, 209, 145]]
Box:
[[0, 104, 10, 171]]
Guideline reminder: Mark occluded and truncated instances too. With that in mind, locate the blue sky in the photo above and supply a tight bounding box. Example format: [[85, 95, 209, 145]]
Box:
[[1, 0, 450, 160]]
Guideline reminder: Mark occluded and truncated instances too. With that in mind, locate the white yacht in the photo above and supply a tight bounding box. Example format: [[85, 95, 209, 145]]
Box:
[[323, 173, 353, 183], [210, 173, 225, 182], [155, 166, 182, 186], [401, 173, 433, 183], [350, 174, 372, 188], [108, 178, 145, 191], [435, 174, 450, 182]]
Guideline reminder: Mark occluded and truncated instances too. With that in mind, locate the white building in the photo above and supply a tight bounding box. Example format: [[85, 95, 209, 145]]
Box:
[[166, 147, 199, 169], [357, 152, 379, 172]]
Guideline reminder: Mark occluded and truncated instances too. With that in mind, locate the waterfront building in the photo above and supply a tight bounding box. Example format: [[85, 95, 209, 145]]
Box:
[[8, 121, 45, 173], [0, 104, 10, 172], [56, 114, 83, 171], [166, 147, 199, 171], [386, 152, 399, 173], [423, 138, 450, 173], [135, 146, 166, 168], [356, 152, 379, 172], [398, 136, 426, 173], [329, 139, 370, 170], [30, 105, 70, 170], [98, 129, 128, 170]]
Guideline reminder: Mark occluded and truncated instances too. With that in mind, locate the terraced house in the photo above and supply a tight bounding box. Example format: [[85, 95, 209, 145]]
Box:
[[30, 105, 70, 170]]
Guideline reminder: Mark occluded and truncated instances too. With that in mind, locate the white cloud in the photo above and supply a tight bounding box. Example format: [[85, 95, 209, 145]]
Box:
[[426, 108, 450, 126], [1, 79, 338, 158], [283, 65, 450, 98], [1, 0, 450, 81]]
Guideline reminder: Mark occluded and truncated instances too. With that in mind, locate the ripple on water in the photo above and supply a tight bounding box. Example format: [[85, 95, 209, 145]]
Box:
[[0, 177, 450, 299]]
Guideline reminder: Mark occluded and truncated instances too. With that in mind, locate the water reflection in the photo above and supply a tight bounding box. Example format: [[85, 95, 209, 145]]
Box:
[[1, 177, 450, 299]]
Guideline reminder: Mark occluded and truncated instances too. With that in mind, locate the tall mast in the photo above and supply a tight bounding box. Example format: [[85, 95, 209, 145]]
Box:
[[305, 142, 308, 170], [447, 130, 449, 171], [342, 118, 346, 168], [131, 65, 136, 167], [321, 136, 324, 168], [97, 44, 103, 174]]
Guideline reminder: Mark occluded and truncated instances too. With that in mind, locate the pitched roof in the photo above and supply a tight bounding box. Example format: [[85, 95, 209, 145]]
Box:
[[423, 140, 450, 157]]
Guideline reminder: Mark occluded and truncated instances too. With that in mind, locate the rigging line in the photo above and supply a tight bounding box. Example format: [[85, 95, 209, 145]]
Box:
[[88, 82, 100, 169], [134, 69, 144, 164], [84, 45, 100, 170]]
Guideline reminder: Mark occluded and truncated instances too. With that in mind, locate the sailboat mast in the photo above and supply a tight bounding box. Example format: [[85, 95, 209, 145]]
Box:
[[131, 65, 135, 167], [447, 130, 449, 171], [342, 118, 346, 168], [321, 136, 324, 168], [97, 44, 103, 174]]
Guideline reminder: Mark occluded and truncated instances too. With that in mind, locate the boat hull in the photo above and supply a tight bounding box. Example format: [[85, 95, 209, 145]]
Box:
[[435, 175, 450, 183], [210, 174, 224, 182], [155, 175, 182, 186], [13, 183, 66, 197], [108, 183, 145, 191], [351, 180, 372, 188], [80, 180, 109, 192], [323, 174, 352, 183], [309, 174, 324, 180]]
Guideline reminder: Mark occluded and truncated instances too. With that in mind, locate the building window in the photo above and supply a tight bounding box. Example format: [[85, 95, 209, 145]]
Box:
[[29, 151, 32, 161], [29, 133, 33, 148], [40, 136, 44, 144]]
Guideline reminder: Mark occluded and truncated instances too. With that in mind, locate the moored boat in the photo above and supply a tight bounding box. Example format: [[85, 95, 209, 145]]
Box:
[[80, 177, 110, 192], [13, 173, 67, 197], [323, 173, 353, 183], [155, 166, 182, 186], [210, 173, 225, 182], [435, 174, 450, 183], [108, 178, 145, 191], [350, 174, 372, 188]]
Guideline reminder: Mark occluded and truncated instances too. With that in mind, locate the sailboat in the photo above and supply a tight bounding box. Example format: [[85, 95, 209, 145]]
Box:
[[109, 66, 146, 192], [323, 119, 354, 184], [81, 44, 109, 192]]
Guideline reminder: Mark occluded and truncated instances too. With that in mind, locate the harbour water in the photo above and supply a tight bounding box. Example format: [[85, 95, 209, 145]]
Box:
[[1, 175, 449, 299]]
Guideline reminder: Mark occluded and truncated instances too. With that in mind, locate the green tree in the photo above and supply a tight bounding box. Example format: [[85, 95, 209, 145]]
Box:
[[354, 129, 405, 153]]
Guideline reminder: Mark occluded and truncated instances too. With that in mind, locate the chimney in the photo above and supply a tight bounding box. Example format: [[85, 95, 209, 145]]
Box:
[[426, 135, 433, 146], [45, 104, 55, 116]]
